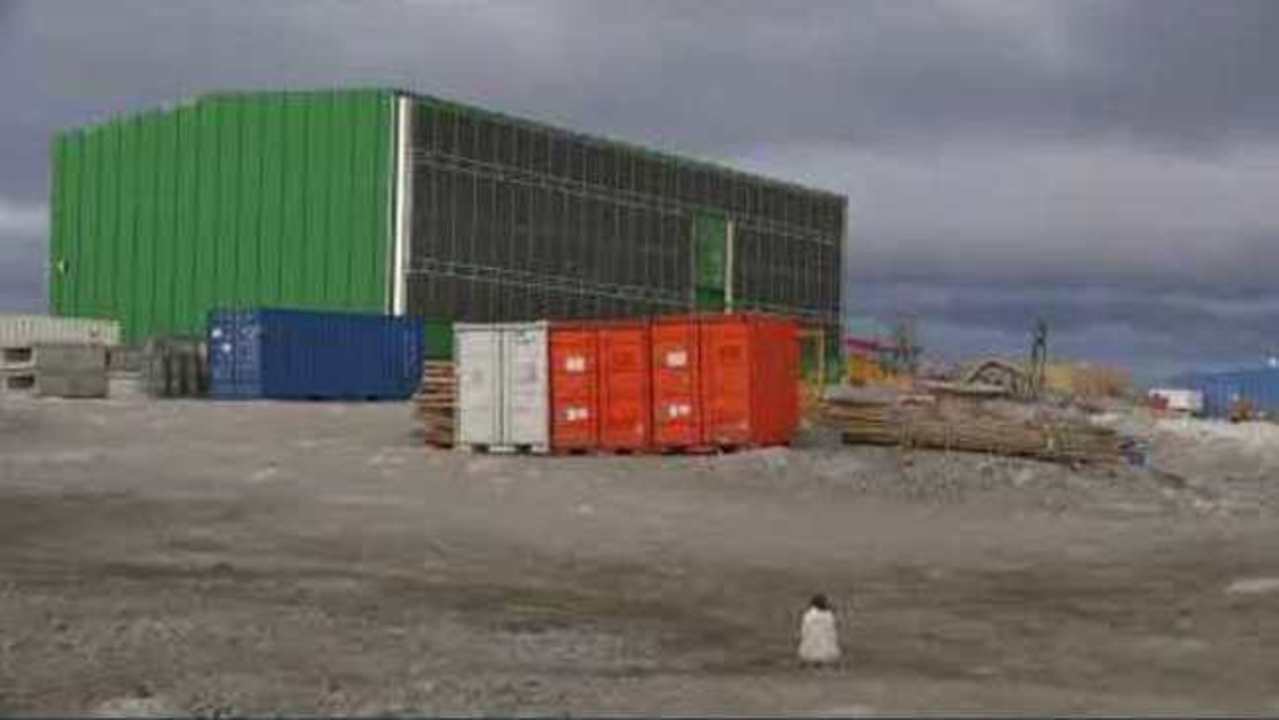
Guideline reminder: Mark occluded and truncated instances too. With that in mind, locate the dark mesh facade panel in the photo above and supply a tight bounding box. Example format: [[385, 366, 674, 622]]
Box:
[[405, 99, 844, 327]]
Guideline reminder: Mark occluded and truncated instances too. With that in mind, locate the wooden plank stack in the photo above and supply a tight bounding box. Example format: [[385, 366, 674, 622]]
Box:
[[825, 397, 1122, 465], [413, 360, 456, 448]]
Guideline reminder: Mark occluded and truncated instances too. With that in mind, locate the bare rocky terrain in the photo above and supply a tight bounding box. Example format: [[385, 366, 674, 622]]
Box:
[[1, 397, 1277, 714]]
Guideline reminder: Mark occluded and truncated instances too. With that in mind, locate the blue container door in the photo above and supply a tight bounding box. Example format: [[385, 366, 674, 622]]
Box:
[[208, 309, 263, 398], [208, 313, 235, 393]]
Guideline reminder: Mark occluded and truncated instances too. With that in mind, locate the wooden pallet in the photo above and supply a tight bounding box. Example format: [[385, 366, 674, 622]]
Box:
[[413, 360, 456, 449]]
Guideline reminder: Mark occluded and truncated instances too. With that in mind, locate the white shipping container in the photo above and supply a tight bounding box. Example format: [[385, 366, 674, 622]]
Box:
[[456, 325, 503, 445], [0, 314, 120, 348], [454, 322, 549, 450], [502, 322, 549, 447], [1149, 387, 1204, 414]]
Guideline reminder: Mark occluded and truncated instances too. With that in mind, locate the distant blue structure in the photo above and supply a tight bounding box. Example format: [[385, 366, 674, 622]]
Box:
[[208, 309, 424, 400], [1173, 366, 1279, 418]]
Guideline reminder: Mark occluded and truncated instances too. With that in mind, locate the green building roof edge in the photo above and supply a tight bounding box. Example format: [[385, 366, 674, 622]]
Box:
[[58, 86, 847, 205]]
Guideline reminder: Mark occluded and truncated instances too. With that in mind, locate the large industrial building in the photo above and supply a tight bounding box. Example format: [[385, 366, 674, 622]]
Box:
[[50, 88, 847, 350]]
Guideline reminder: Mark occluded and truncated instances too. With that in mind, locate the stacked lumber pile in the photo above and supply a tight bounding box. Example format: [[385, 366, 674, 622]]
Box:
[[825, 395, 1123, 465], [413, 360, 456, 448]]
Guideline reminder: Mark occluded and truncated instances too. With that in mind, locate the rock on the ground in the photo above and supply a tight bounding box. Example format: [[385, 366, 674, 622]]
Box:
[[1226, 577, 1279, 595], [90, 695, 179, 717]]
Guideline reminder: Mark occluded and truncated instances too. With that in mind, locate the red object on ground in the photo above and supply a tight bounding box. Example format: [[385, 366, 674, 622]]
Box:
[[699, 314, 799, 447], [597, 322, 651, 451], [650, 317, 702, 449], [549, 325, 598, 451], [552, 314, 798, 453]]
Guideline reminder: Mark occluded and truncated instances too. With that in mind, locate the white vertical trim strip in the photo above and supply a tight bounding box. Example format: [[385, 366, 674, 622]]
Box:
[[391, 95, 413, 316]]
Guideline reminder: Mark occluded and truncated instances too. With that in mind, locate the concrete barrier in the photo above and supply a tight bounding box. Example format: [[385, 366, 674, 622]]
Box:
[[37, 374, 109, 398], [33, 343, 109, 399], [34, 344, 108, 373]]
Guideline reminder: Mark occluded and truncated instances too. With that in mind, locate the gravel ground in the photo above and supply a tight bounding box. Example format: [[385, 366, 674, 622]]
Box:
[[1, 397, 1277, 714]]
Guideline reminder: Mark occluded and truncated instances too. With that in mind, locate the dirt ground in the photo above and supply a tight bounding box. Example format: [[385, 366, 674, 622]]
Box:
[[1, 397, 1277, 715]]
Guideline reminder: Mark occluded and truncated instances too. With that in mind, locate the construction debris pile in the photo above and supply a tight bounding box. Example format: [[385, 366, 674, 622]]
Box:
[[1, 316, 119, 399], [413, 360, 456, 448], [824, 388, 1124, 465]]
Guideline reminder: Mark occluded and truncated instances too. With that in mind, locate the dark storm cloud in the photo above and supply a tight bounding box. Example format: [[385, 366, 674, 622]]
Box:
[[10, 1, 1279, 162], [1068, 1, 1279, 150], [502, 0, 1279, 153], [0, 192, 46, 310], [0, 226, 45, 313], [0, 256, 43, 311], [0, 0, 1274, 374], [851, 226, 1279, 299]]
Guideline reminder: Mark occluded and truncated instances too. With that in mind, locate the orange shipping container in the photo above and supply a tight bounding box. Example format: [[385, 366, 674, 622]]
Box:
[[651, 318, 702, 449], [700, 314, 799, 447], [598, 322, 651, 451], [751, 314, 801, 445], [552, 314, 797, 453], [549, 325, 598, 451]]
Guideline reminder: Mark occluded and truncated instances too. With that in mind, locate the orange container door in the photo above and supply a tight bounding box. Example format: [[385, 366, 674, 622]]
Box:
[[700, 317, 753, 445], [651, 321, 700, 447], [750, 317, 800, 445], [599, 325, 651, 450], [549, 327, 598, 450]]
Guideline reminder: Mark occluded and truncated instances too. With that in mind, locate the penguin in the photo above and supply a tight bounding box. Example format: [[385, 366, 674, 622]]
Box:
[[798, 593, 842, 666]]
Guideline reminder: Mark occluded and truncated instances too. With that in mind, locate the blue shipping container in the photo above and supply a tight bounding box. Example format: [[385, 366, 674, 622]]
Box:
[[208, 309, 424, 400], [1177, 367, 1279, 418]]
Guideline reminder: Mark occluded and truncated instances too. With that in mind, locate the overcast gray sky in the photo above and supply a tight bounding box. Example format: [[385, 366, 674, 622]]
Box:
[[2, 0, 1276, 379]]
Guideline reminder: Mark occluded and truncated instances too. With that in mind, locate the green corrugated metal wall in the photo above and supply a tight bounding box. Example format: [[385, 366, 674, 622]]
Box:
[[50, 89, 395, 341], [423, 319, 454, 360], [693, 212, 727, 290], [693, 211, 727, 309]]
